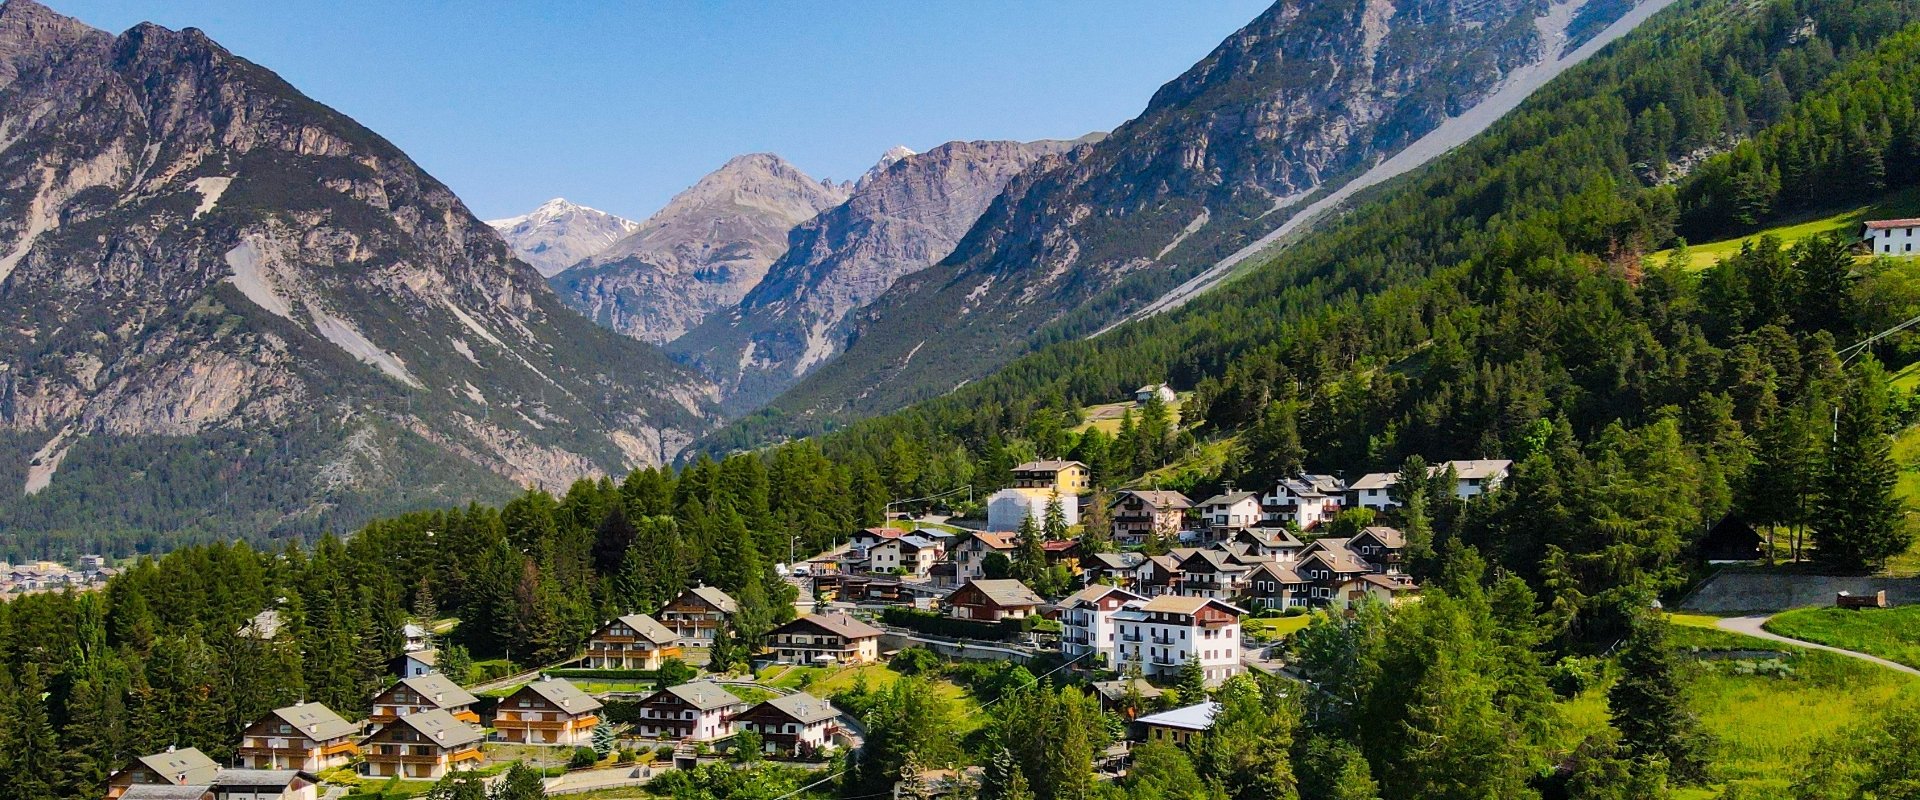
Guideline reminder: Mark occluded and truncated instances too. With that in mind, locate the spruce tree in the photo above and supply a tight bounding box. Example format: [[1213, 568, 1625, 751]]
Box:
[[1609, 614, 1708, 784], [1815, 360, 1912, 571]]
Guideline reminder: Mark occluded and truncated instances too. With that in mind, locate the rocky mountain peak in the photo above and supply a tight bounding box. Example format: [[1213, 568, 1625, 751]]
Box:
[[857, 145, 917, 189], [548, 152, 850, 344], [488, 198, 639, 277], [0, 1, 716, 539]]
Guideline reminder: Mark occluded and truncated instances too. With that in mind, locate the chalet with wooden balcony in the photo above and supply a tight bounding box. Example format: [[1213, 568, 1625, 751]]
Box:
[[369, 673, 480, 726], [946, 578, 1045, 622], [657, 586, 739, 646], [1241, 562, 1310, 611], [1347, 526, 1407, 574], [1295, 539, 1375, 605], [766, 613, 883, 665], [737, 692, 840, 757], [359, 709, 484, 779], [236, 703, 360, 771], [1172, 549, 1253, 600], [631, 681, 746, 741], [493, 678, 603, 746], [582, 613, 681, 670], [120, 769, 322, 800], [1110, 490, 1191, 546], [107, 747, 219, 800]]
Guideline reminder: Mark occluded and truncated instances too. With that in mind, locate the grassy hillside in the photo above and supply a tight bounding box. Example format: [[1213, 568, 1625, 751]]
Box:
[[1653, 185, 1920, 270], [1765, 606, 1920, 669]]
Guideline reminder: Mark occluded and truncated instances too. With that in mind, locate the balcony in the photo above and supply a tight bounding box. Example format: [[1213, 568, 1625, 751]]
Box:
[[1119, 633, 1143, 643], [1150, 655, 1180, 666], [1150, 635, 1177, 645]]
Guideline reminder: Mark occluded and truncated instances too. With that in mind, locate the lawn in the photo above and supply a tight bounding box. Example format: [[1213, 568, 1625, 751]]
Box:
[[1672, 613, 1919, 796], [1072, 396, 1186, 435], [1651, 185, 1920, 271], [1887, 421, 1920, 576], [773, 661, 988, 733], [1243, 614, 1313, 641], [1765, 606, 1920, 670]]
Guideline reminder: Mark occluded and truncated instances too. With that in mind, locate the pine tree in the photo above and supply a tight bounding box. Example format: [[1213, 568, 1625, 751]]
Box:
[[8, 665, 64, 800], [1815, 360, 1912, 570], [1042, 493, 1068, 541], [1176, 656, 1208, 702], [1081, 487, 1114, 553], [1609, 613, 1708, 784]]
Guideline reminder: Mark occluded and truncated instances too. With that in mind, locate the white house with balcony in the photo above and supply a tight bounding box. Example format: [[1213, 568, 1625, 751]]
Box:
[[1196, 490, 1262, 530], [1263, 474, 1346, 530], [1111, 595, 1245, 686], [1059, 584, 1146, 668]]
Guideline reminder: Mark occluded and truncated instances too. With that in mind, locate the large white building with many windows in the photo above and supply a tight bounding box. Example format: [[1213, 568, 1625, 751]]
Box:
[[1059, 584, 1146, 668], [1110, 595, 1245, 686]]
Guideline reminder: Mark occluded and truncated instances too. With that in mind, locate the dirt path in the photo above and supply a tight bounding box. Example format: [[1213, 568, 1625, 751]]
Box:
[[1715, 615, 1920, 678]]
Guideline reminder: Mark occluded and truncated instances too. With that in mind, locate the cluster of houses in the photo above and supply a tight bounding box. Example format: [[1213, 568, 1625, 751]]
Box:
[[4, 554, 116, 594]]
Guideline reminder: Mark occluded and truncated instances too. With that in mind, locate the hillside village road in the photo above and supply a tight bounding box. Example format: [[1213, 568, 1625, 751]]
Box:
[[1715, 615, 1920, 677]]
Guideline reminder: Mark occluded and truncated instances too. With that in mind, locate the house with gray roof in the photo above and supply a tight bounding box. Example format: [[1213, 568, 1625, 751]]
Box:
[[947, 578, 1046, 621], [360, 709, 484, 779], [237, 702, 359, 771], [737, 692, 840, 756], [583, 612, 682, 670], [108, 747, 219, 800], [632, 681, 745, 741], [495, 678, 603, 746], [659, 585, 739, 646]]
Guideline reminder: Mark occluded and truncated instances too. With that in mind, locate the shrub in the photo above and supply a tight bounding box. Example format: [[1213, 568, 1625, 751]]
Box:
[[568, 746, 600, 769], [1548, 655, 1605, 697], [891, 646, 942, 675]]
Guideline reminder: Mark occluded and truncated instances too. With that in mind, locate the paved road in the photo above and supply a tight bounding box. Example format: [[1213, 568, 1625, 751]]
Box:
[[1715, 615, 1920, 677]]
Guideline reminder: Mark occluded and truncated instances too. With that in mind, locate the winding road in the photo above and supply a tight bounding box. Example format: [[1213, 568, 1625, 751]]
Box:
[[1714, 614, 1920, 677]]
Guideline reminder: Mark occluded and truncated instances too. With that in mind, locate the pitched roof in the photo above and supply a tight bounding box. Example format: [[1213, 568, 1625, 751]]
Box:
[[1087, 552, 1146, 570], [1114, 490, 1191, 509], [401, 623, 428, 638], [1299, 543, 1371, 574], [896, 534, 940, 551], [121, 786, 212, 800], [1135, 701, 1220, 731], [1091, 677, 1164, 701], [614, 613, 679, 646], [1252, 562, 1306, 584], [520, 678, 604, 714], [1040, 540, 1079, 553], [408, 650, 439, 667], [1179, 549, 1251, 573], [1138, 595, 1245, 616], [1348, 472, 1398, 491], [1198, 491, 1258, 506], [1012, 460, 1086, 472], [960, 579, 1045, 607], [1233, 528, 1303, 548], [266, 702, 357, 741], [1345, 573, 1418, 592], [1864, 218, 1920, 230], [781, 613, 883, 640], [1062, 584, 1145, 607], [1355, 526, 1406, 549], [1439, 459, 1511, 480], [208, 770, 318, 790], [394, 673, 479, 709], [760, 692, 838, 724], [387, 709, 485, 749], [683, 586, 740, 614], [965, 531, 1020, 550], [133, 747, 219, 785], [659, 681, 743, 711]]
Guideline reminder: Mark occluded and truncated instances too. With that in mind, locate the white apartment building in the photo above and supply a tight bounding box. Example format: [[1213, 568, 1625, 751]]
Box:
[[1059, 584, 1146, 669], [1111, 595, 1245, 686]]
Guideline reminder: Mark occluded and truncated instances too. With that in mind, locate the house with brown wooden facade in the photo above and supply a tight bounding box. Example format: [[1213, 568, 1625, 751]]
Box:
[[492, 678, 603, 746], [369, 673, 481, 726], [359, 709, 484, 779], [737, 692, 840, 757], [107, 747, 220, 800], [657, 586, 739, 646], [945, 579, 1044, 621], [582, 613, 681, 670], [766, 613, 883, 665], [236, 703, 360, 771]]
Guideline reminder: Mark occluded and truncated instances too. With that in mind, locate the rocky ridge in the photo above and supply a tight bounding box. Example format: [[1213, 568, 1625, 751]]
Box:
[[548, 153, 850, 344], [0, 0, 717, 536], [671, 138, 1083, 411]]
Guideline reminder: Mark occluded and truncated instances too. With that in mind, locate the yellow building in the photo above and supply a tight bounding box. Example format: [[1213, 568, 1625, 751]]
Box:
[[1010, 460, 1090, 496]]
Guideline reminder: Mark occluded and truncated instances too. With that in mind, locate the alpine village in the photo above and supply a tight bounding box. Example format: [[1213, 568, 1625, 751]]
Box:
[[6, 0, 1920, 799]]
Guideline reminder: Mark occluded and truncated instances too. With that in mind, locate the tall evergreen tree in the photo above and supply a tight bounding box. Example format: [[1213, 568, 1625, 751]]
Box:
[[1609, 613, 1708, 784], [1815, 360, 1912, 570]]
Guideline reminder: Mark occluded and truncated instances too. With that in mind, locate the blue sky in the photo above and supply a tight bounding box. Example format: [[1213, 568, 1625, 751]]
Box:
[[53, 1, 1271, 221]]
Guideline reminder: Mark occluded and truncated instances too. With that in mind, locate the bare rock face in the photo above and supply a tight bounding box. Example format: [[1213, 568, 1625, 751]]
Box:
[[548, 153, 850, 345], [488, 198, 639, 277], [671, 138, 1080, 411], [740, 0, 1649, 434], [0, 0, 717, 537]]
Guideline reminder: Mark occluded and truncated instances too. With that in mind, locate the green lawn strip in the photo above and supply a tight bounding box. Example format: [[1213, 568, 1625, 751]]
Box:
[[1764, 606, 1920, 670], [1653, 185, 1920, 271], [1887, 422, 1920, 576], [1243, 615, 1313, 642]]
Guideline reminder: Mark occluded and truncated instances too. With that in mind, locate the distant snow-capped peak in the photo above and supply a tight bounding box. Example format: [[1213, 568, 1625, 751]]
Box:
[[488, 198, 639, 276]]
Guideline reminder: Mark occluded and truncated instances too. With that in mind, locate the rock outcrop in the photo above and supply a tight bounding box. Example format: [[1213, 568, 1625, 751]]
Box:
[[548, 153, 849, 344], [671, 138, 1081, 411], [488, 198, 639, 276], [0, 0, 717, 537]]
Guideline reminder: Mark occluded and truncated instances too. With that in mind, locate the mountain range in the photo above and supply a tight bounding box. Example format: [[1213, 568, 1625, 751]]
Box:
[[715, 0, 1658, 443], [0, 0, 716, 538]]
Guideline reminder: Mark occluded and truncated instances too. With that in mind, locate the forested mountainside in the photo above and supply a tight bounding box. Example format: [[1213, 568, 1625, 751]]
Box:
[[548, 154, 852, 345], [671, 138, 1083, 412], [486, 198, 639, 277], [732, 0, 1653, 440], [699, 0, 1920, 567], [0, 0, 717, 552]]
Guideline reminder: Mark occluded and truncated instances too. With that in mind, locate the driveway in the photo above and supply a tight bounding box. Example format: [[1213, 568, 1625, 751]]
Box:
[[1715, 615, 1920, 678]]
